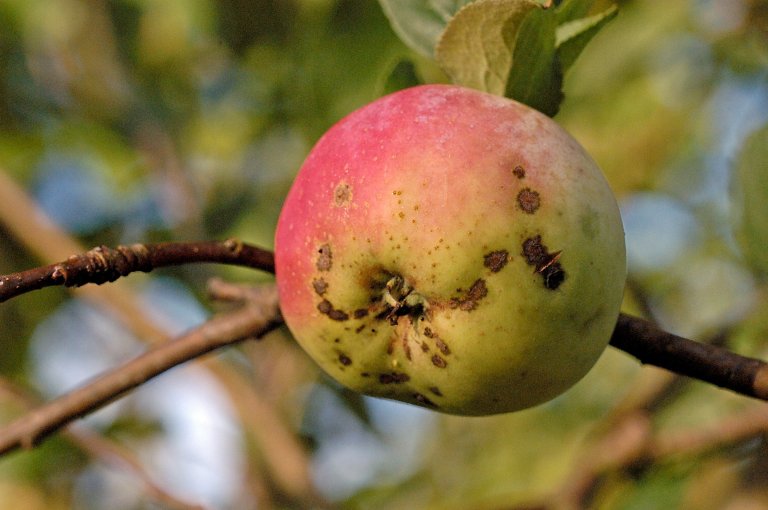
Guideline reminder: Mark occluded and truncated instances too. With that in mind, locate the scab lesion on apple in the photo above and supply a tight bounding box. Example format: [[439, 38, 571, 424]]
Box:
[[315, 243, 332, 271], [521, 235, 566, 290], [333, 182, 352, 207], [483, 249, 510, 272], [516, 187, 541, 214]]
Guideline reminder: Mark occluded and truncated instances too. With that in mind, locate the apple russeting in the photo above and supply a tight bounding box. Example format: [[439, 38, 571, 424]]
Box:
[[274, 84, 626, 416]]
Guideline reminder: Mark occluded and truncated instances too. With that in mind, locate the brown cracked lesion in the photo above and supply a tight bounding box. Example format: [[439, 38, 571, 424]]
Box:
[[317, 299, 349, 321], [517, 188, 541, 214], [484, 250, 509, 272], [379, 372, 410, 384], [522, 235, 566, 290], [450, 279, 488, 311], [419, 326, 452, 361], [434, 337, 451, 356], [312, 278, 328, 296], [333, 182, 352, 207], [431, 354, 447, 368], [316, 244, 332, 271], [512, 165, 526, 179]]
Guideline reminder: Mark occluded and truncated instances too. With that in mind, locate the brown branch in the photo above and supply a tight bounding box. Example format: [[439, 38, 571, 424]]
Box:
[[0, 285, 281, 455], [0, 239, 275, 303], [610, 313, 768, 401]]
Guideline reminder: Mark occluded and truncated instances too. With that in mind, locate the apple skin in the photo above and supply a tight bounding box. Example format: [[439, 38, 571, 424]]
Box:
[[274, 84, 626, 416]]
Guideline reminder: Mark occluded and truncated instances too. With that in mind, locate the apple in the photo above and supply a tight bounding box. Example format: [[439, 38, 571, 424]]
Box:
[[274, 84, 625, 415]]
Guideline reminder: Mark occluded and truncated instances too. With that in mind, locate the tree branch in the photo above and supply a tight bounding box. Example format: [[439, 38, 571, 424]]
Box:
[[610, 313, 768, 401], [0, 239, 275, 303], [0, 285, 281, 455]]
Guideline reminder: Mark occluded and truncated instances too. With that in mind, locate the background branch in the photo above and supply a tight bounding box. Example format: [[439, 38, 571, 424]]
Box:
[[0, 239, 274, 303], [0, 285, 281, 456]]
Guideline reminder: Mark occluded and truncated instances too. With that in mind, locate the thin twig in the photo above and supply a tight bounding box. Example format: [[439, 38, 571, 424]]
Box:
[[0, 285, 281, 455], [0, 239, 274, 303]]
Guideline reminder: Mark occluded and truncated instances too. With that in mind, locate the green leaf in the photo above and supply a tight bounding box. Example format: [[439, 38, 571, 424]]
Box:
[[380, 59, 423, 95], [555, 0, 595, 24], [504, 3, 562, 116], [435, 0, 540, 96], [377, 0, 474, 58], [733, 123, 768, 277], [556, 4, 618, 74]]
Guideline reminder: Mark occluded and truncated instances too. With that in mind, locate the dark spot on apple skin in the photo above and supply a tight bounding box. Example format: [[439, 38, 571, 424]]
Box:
[[338, 353, 352, 366], [521, 235, 566, 290], [541, 264, 566, 290], [379, 372, 410, 384], [312, 278, 328, 295], [317, 299, 349, 321], [449, 279, 488, 311], [429, 386, 443, 397], [517, 188, 540, 214], [361, 372, 370, 377], [354, 308, 369, 319], [402, 335, 412, 360], [484, 250, 509, 272], [435, 338, 451, 356], [431, 354, 447, 368], [423, 327, 435, 338], [513, 165, 526, 179], [522, 235, 548, 266], [328, 309, 349, 321], [413, 393, 437, 407], [333, 182, 352, 207], [316, 244, 332, 271], [317, 300, 332, 314]]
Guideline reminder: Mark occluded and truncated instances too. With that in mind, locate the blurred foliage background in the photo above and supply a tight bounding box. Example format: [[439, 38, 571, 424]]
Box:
[[0, 0, 767, 509]]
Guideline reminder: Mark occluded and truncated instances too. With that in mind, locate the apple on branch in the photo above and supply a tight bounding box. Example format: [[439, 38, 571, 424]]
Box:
[[275, 84, 626, 416]]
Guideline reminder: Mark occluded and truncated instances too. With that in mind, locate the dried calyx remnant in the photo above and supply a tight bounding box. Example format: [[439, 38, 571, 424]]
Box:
[[522, 235, 566, 290]]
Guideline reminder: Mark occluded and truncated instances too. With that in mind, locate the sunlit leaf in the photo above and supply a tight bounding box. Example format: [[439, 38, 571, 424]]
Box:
[[377, 0, 473, 57], [556, 4, 619, 74], [733, 123, 768, 277], [435, 0, 540, 96], [434, 0, 617, 116]]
